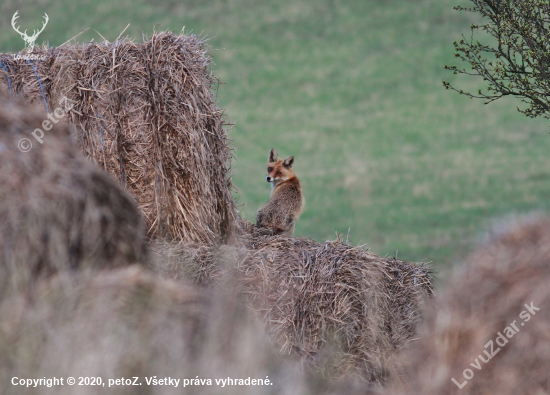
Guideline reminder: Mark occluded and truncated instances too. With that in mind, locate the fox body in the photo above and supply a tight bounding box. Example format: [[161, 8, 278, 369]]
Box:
[[255, 148, 304, 235]]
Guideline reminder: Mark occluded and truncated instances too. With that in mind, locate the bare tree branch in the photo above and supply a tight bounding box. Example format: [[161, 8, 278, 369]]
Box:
[[443, 0, 550, 119]]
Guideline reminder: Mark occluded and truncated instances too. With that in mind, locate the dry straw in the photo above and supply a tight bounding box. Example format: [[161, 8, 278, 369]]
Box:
[[0, 31, 236, 244], [0, 94, 148, 293], [389, 215, 550, 395], [153, 221, 433, 384]]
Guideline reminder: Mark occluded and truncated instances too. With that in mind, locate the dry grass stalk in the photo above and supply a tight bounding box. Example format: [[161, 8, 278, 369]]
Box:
[[0, 31, 236, 244], [388, 215, 550, 395], [0, 94, 148, 293], [153, 222, 433, 384]]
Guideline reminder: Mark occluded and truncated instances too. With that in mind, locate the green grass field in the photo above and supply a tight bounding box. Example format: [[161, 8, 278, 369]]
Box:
[[2, 0, 549, 271]]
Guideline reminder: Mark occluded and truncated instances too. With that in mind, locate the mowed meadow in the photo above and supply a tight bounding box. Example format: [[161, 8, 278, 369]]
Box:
[[1, 0, 549, 269]]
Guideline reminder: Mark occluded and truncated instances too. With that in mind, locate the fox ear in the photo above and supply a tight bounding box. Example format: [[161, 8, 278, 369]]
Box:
[[269, 148, 279, 162], [282, 156, 294, 168]]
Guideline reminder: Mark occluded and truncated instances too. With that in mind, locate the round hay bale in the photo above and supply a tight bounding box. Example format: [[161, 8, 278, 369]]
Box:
[[0, 266, 374, 395], [388, 215, 550, 395], [152, 224, 433, 385], [0, 31, 236, 245], [0, 94, 148, 292]]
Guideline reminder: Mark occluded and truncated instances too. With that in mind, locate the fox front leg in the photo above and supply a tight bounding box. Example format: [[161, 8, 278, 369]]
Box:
[[285, 214, 296, 235], [255, 209, 264, 227]]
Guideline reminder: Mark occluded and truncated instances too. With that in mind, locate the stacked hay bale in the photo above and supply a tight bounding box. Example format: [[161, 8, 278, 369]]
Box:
[[0, 31, 236, 244], [0, 93, 148, 293], [388, 215, 550, 395], [153, 225, 433, 384]]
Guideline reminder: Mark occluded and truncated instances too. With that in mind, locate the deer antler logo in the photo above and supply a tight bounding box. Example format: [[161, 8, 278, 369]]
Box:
[[11, 11, 49, 51]]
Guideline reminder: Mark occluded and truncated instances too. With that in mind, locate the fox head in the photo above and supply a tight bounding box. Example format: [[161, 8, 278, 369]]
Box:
[[266, 148, 295, 185]]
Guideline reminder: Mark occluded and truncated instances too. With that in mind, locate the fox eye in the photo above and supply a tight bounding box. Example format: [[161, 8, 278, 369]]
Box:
[[268, 167, 273, 172], [276, 171, 282, 175]]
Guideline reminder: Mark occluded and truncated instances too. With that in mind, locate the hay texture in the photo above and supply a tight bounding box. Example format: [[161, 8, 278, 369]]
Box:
[[0, 266, 373, 395], [388, 215, 550, 395], [0, 31, 236, 244], [0, 94, 148, 292], [153, 225, 433, 384]]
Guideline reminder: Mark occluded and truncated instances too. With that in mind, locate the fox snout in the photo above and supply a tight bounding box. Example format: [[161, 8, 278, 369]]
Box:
[[266, 176, 272, 182]]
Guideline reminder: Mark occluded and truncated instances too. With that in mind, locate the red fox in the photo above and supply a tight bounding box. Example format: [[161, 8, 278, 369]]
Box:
[[255, 148, 304, 235]]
